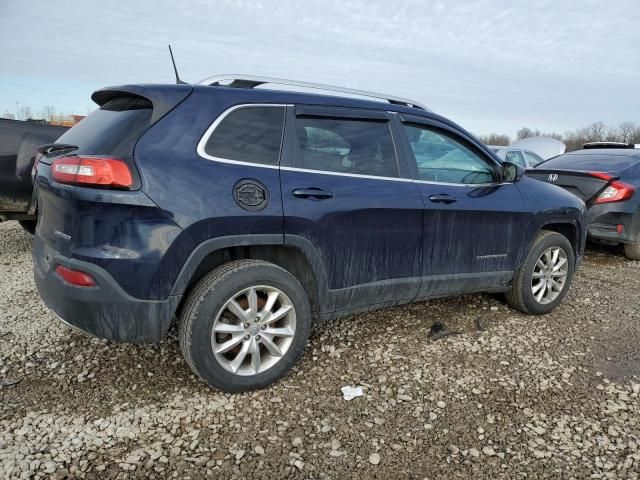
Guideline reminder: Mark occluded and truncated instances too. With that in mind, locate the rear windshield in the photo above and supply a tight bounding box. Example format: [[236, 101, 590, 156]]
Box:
[[55, 96, 152, 157], [538, 153, 640, 173]]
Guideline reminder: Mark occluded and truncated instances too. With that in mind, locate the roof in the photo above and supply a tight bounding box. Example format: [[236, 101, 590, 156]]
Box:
[[91, 82, 471, 141]]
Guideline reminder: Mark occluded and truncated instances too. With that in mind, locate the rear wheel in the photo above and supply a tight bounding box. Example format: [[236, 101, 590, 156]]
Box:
[[506, 230, 575, 315], [623, 243, 640, 261], [178, 260, 311, 392], [18, 220, 36, 235]]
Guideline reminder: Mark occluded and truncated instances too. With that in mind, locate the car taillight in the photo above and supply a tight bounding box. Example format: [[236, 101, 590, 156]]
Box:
[[589, 172, 635, 204], [55, 265, 96, 287], [51, 156, 133, 188]]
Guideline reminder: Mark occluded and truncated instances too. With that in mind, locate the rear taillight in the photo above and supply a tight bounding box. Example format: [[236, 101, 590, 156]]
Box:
[[51, 156, 133, 188], [55, 265, 96, 287], [590, 172, 635, 204]]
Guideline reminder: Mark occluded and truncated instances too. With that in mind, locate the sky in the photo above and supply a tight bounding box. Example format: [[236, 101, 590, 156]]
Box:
[[1, 0, 639, 137]]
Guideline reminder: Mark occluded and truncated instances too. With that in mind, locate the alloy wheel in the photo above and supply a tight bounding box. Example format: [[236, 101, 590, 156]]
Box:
[[531, 246, 568, 304], [211, 285, 296, 376]]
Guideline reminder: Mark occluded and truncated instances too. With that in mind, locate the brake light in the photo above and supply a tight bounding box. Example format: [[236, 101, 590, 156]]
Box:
[[589, 172, 635, 204], [589, 172, 612, 181], [51, 156, 133, 188], [55, 265, 96, 287]]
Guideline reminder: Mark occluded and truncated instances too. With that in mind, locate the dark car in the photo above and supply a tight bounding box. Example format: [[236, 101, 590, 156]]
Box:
[[0, 118, 68, 233], [528, 148, 640, 260], [32, 76, 586, 391]]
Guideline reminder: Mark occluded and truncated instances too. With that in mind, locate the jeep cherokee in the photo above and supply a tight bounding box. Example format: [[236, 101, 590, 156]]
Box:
[[32, 76, 586, 391]]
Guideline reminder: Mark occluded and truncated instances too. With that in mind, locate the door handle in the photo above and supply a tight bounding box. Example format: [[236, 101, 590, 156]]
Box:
[[292, 188, 334, 200], [429, 194, 457, 204]]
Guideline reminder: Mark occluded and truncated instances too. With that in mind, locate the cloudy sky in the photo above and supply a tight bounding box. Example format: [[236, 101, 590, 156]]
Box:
[[1, 0, 638, 137]]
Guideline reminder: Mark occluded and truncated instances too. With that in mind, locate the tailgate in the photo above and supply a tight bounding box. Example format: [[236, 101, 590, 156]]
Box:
[[526, 169, 615, 204]]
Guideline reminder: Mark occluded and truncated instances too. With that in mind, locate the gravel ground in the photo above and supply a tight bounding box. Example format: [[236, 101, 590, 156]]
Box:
[[1, 220, 640, 479]]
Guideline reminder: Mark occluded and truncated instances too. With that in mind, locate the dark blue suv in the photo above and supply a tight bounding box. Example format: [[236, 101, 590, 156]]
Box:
[[32, 76, 586, 391]]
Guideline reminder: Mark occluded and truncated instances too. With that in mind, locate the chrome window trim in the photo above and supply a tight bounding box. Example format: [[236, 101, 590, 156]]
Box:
[[196, 104, 506, 187], [280, 166, 411, 182], [196, 103, 288, 169]]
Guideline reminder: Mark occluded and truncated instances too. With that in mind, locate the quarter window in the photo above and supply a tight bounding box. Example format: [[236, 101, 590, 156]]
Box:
[[294, 117, 399, 178], [403, 124, 496, 184], [204, 106, 285, 165]]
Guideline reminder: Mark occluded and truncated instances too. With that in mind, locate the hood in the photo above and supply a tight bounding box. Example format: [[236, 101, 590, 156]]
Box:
[[510, 136, 566, 160]]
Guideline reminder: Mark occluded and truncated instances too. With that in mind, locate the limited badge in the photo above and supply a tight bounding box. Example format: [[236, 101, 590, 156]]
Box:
[[233, 179, 270, 211]]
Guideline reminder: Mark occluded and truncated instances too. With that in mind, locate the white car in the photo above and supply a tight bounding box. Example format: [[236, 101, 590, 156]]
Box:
[[489, 146, 545, 168], [489, 136, 567, 167]]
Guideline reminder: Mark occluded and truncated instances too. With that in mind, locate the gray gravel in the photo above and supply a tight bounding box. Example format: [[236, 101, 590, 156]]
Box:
[[1, 220, 640, 479]]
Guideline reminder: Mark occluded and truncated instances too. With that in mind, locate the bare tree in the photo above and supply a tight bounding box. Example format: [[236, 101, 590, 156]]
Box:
[[18, 105, 32, 120], [584, 122, 606, 142], [476, 133, 511, 146], [516, 127, 540, 140], [40, 105, 56, 121], [477, 121, 639, 153], [618, 122, 637, 143]]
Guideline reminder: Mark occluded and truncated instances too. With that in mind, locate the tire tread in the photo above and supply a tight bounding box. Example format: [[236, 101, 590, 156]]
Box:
[[178, 259, 308, 391], [506, 230, 570, 315]]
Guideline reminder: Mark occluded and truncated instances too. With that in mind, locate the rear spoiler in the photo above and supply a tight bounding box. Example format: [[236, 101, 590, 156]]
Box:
[[91, 84, 193, 125], [526, 168, 620, 206]]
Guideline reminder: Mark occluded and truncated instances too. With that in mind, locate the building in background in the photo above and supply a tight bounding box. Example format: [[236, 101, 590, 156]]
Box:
[[49, 114, 85, 127]]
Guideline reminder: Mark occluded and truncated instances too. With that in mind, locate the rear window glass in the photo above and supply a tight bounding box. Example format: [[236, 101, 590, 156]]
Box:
[[538, 153, 640, 172], [294, 117, 398, 178], [55, 96, 152, 157], [204, 106, 285, 165]]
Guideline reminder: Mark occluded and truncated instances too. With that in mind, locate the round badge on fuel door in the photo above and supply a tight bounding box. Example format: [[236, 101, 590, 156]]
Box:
[[233, 179, 270, 211]]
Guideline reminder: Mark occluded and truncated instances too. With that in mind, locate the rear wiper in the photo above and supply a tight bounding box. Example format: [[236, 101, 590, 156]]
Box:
[[37, 143, 78, 155]]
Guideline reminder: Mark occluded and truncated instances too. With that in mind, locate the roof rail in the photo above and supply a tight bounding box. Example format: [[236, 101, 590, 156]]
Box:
[[196, 74, 429, 111]]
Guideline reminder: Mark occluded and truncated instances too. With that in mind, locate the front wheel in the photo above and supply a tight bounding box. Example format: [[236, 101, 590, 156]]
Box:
[[623, 243, 640, 261], [506, 231, 575, 315], [178, 260, 311, 392]]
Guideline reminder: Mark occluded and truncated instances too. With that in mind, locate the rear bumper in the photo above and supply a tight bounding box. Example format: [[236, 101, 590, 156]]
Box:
[[33, 235, 181, 343], [586, 204, 639, 244]]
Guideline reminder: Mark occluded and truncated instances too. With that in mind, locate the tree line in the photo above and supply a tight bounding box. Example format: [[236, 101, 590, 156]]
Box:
[[477, 122, 640, 152]]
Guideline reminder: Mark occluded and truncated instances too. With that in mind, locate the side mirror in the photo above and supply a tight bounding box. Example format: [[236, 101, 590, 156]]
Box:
[[501, 161, 525, 183]]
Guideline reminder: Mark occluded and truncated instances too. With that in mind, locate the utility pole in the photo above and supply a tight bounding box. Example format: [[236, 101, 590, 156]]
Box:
[[16, 101, 19, 119]]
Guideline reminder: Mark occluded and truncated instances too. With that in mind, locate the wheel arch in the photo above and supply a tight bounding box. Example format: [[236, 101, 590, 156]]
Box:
[[540, 221, 580, 256], [171, 235, 328, 319]]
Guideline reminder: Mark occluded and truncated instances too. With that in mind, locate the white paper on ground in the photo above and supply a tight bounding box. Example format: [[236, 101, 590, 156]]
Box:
[[341, 385, 364, 400]]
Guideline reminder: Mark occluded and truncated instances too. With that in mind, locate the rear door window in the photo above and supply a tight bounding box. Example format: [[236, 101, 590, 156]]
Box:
[[54, 96, 152, 157], [294, 117, 399, 178], [403, 124, 496, 184], [204, 106, 285, 165]]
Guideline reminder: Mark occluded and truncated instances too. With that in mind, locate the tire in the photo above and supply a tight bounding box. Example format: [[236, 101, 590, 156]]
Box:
[[178, 259, 311, 392], [624, 243, 640, 261], [505, 230, 575, 315], [18, 220, 36, 235]]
